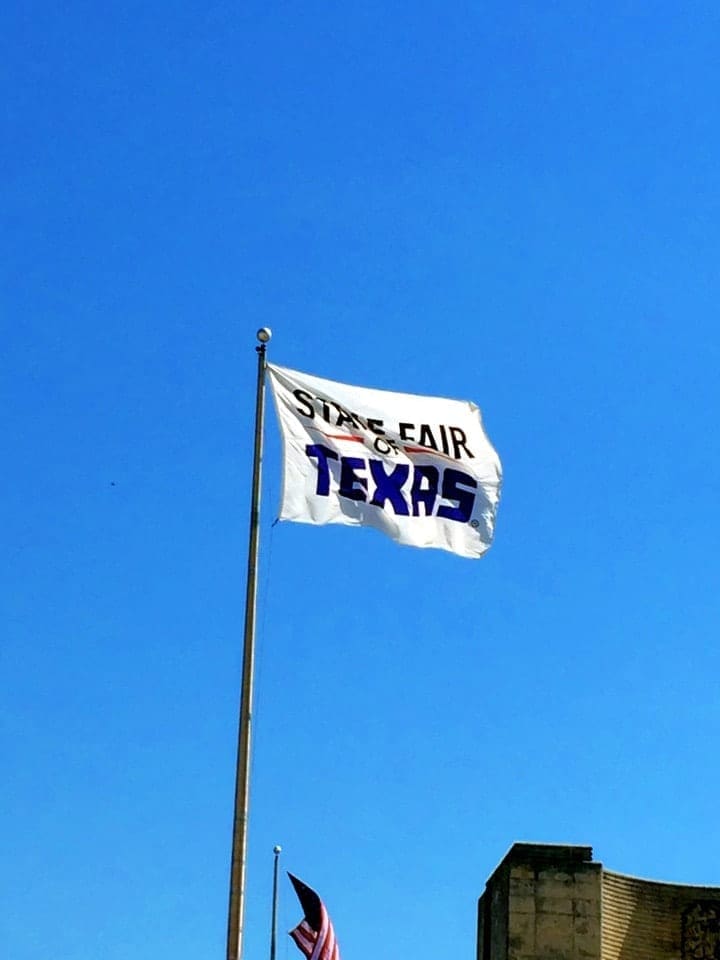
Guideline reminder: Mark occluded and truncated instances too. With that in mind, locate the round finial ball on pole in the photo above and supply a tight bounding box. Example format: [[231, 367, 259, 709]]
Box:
[[273, 845, 282, 854], [257, 327, 272, 344]]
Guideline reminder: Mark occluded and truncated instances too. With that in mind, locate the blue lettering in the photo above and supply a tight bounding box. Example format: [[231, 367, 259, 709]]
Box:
[[369, 460, 410, 515], [304, 448, 478, 525], [437, 468, 477, 523], [305, 444, 338, 496], [410, 465, 439, 516], [339, 457, 367, 501]]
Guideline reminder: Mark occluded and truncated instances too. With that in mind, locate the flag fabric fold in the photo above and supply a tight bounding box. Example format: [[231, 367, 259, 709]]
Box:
[[268, 363, 502, 559], [288, 874, 340, 960]]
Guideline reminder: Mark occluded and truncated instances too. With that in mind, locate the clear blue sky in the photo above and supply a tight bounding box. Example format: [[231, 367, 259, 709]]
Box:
[[4, 3, 720, 959]]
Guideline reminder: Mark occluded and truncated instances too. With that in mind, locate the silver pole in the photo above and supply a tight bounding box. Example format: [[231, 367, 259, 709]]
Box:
[[226, 328, 272, 960], [270, 845, 282, 960]]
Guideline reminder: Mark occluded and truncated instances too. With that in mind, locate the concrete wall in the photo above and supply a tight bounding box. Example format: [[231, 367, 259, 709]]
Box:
[[478, 843, 720, 960], [477, 843, 602, 960], [602, 870, 720, 960]]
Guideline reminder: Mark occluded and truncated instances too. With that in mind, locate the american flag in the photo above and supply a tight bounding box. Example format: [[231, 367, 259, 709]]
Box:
[[288, 874, 341, 960]]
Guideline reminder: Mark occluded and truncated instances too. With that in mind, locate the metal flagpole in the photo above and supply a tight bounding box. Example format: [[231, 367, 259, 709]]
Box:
[[270, 845, 281, 960], [226, 327, 272, 960]]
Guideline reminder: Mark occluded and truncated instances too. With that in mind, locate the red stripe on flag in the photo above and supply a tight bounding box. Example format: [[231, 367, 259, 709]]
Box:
[[403, 444, 457, 462], [289, 880, 341, 960]]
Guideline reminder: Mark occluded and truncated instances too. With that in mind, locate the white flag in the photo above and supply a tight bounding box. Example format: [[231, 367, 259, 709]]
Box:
[[267, 364, 502, 559]]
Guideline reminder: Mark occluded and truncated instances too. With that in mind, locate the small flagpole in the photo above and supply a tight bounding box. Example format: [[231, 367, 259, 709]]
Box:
[[226, 327, 272, 960], [270, 845, 282, 960]]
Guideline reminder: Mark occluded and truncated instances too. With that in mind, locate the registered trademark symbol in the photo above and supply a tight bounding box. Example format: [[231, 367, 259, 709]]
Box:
[[470, 519, 479, 528]]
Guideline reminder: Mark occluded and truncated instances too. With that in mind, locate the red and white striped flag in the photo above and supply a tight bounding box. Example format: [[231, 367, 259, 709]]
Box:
[[288, 874, 340, 960]]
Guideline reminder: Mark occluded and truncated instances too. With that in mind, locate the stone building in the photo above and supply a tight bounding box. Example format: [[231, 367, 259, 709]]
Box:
[[477, 842, 720, 960]]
